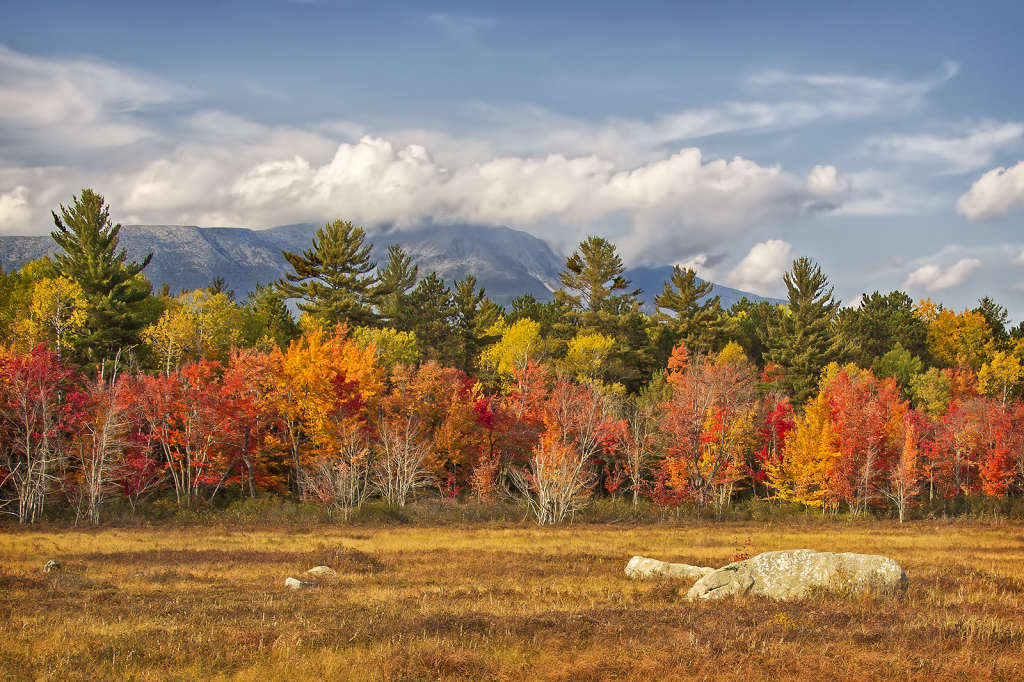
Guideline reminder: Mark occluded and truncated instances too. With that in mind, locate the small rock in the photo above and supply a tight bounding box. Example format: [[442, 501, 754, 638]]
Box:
[[43, 560, 61, 573], [685, 549, 909, 601], [625, 556, 714, 581], [285, 577, 314, 590], [303, 565, 337, 578]]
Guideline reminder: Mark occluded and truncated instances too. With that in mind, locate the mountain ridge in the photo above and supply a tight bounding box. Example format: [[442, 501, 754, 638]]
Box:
[[0, 223, 784, 308]]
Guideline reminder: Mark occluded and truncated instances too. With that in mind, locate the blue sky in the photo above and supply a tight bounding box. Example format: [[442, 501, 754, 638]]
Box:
[[2, 1, 1023, 317]]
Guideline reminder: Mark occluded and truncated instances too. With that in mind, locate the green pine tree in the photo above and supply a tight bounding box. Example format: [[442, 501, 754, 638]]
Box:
[[50, 189, 153, 372], [760, 257, 843, 404], [652, 266, 723, 354], [274, 220, 382, 328], [374, 244, 418, 327], [399, 272, 458, 365], [555, 236, 641, 334], [835, 290, 929, 367]]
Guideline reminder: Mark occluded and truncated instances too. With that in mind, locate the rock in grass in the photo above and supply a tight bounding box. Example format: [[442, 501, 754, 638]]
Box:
[[43, 560, 61, 573], [625, 556, 714, 581], [285, 577, 314, 590], [685, 549, 909, 601], [303, 566, 337, 579]]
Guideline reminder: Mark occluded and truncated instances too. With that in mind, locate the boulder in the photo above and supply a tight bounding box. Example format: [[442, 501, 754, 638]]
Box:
[[303, 566, 337, 579], [284, 577, 314, 590], [625, 556, 715, 581], [685, 549, 909, 601], [43, 560, 61, 573]]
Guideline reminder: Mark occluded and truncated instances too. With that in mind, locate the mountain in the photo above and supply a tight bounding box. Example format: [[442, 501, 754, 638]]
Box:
[[0, 223, 782, 308]]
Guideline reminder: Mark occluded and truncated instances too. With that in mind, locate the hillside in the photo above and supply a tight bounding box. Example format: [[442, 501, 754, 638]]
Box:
[[0, 223, 782, 308]]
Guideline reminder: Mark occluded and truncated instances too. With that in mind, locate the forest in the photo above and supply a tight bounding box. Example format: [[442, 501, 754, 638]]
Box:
[[2, 188, 1023, 525]]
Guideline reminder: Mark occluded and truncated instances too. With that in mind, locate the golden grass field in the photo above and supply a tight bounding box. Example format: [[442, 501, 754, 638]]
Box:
[[2, 519, 1023, 681]]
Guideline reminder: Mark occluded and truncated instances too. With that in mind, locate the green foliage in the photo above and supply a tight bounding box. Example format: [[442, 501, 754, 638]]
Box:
[[237, 283, 300, 350], [375, 244, 418, 326], [761, 257, 843, 404], [837, 291, 929, 367], [652, 266, 723, 354], [275, 220, 382, 328], [353, 326, 421, 369], [973, 296, 1010, 343], [50, 189, 154, 372], [399, 272, 458, 365], [872, 343, 923, 399]]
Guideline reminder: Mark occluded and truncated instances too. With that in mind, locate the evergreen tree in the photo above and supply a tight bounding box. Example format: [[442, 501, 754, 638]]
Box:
[[374, 244, 418, 326], [274, 220, 381, 328], [973, 296, 1010, 343], [399, 272, 458, 365], [836, 290, 929, 367], [555, 236, 641, 335], [723, 298, 783, 368], [238, 283, 301, 350], [451, 275, 502, 373], [50, 189, 153, 371], [760, 257, 843, 404], [652, 265, 723, 354]]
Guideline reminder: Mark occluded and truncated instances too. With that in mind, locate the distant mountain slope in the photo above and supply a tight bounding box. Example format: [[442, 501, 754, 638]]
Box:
[[626, 265, 785, 310], [0, 223, 781, 308]]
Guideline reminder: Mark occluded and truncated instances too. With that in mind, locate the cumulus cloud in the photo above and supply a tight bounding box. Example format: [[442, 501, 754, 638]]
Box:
[[956, 161, 1024, 220], [870, 121, 1023, 174], [904, 258, 982, 291], [0, 43, 855, 263], [0, 186, 32, 234], [726, 240, 793, 296]]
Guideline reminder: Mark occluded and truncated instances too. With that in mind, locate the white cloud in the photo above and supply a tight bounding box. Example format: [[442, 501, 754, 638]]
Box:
[[870, 121, 1023, 174], [0, 45, 170, 157], [0, 186, 32, 234], [1013, 249, 1024, 266], [956, 161, 1024, 220], [726, 240, 793, 296], [904, 258, 982, 291]]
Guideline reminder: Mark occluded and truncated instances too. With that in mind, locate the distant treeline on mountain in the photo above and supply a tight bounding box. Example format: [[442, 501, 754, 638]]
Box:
[[0, 222, 781, 308]]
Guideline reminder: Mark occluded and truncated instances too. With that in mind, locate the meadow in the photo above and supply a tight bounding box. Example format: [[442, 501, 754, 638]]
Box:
[[2, 517, 1023, 681]]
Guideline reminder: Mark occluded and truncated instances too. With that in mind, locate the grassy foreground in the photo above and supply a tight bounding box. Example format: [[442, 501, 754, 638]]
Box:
[[2, 520, 1023, 681]]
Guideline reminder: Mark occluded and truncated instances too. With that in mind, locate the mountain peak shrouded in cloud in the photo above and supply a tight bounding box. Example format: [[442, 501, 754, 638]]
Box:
[[1, 0, 1023, 319]]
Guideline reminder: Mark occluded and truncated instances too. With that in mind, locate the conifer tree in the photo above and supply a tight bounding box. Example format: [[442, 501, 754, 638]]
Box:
[[555, 236, 640, 335], [51, 189, 153, 372], [374, 244, 418, 326], [760, 257, 843, 404], [275, 220, 381, 328], [836, 291, 928, 367], [653, 266, 723, 354]]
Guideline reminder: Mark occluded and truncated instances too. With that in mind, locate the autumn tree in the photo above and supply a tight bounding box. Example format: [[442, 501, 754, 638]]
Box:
[[659, 346, 759, 517], [51, 189, 154, 371], [0, 345, 85, 523]]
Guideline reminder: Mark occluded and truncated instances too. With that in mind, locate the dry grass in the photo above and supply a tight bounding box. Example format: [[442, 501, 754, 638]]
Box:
[[2, 520, 1024, 680]]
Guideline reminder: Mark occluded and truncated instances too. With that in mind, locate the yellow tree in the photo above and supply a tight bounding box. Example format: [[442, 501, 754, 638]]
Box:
[[142, 289, 240, 375], [14, 276, 88, 359], [770, 390, 841, 510], [480, 318, 543, 377], [918, 300, 993, 369], [978, 350, 1023, 406], [562, 331, 616, 384]]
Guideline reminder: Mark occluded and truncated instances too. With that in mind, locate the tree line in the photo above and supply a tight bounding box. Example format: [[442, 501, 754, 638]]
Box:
[[1, 189, 1023, 524]]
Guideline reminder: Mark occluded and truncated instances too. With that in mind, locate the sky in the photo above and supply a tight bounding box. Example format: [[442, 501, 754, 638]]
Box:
[[1, 1, 1023, 318]]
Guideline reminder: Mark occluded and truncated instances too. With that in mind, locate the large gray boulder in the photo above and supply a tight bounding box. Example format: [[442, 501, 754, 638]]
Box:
[[625, 556, 715, 581], [685, 549, 909, 601]]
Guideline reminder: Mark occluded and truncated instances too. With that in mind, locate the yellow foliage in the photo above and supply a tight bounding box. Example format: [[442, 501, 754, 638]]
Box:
[[13, 276, 88, 357], [978, 350, 1023, 405], [562, 332, 615, 382], [716, 341, 747, 365], [480, 318, 542, 376], [142, 289, 240, 373], [353, 326, 421, 369], [772, 391, 839, 508], [925, 307, 993, 369]]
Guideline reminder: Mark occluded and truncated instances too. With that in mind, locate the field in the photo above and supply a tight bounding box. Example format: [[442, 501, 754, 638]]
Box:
[[2, 519, 1024, 681]]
